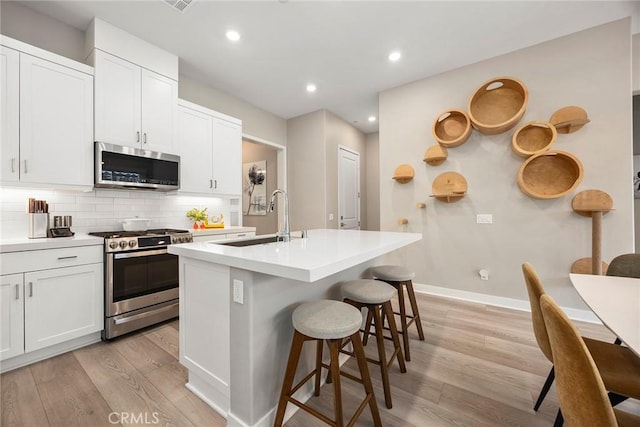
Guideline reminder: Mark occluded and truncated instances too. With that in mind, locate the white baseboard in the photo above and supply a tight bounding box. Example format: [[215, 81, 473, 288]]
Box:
[[413, 283, 601, 324]]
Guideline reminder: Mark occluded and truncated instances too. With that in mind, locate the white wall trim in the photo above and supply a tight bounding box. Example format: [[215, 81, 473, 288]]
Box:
[[413, 282, 601, 324]]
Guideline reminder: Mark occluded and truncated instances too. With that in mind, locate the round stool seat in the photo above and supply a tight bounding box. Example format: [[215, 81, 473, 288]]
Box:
[[372, 265, 415, 282], [342, 279, 396, 304], [292, 300, 362, 340]]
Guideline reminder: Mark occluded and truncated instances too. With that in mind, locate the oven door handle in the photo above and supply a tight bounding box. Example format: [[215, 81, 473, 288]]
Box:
[[114, 302, 179, 325], [113, 248, 168, 259]]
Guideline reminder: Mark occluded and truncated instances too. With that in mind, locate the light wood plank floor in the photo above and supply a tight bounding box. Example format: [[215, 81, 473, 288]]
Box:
[[1, 293, 638, 426]]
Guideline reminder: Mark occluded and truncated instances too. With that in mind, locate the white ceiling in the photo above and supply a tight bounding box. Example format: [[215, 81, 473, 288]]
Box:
[[20, 1, 640, 134]]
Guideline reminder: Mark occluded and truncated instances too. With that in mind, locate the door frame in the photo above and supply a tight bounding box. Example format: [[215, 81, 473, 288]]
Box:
[[242, 133, 287, 228], [338, 145, 361, 230]]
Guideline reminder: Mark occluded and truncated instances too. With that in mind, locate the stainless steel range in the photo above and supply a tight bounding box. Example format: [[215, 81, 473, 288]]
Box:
[[89, 228, 193, 339]]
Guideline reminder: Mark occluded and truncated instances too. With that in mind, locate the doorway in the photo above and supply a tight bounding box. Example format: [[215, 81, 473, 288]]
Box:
[[338, 146, 361, 230]]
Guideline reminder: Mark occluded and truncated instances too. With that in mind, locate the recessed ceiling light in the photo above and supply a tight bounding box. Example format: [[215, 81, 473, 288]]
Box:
[[388, 51, 402, 62], [306, 83, 317, 93], [226, 30, 240, 42], [368, 116, 377, 123]]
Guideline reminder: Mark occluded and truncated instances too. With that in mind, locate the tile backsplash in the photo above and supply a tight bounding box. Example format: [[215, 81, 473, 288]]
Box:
[[0, 187, 240, 239]]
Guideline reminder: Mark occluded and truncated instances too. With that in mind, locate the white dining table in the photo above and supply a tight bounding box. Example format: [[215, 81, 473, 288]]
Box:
[[570, 273, 640, 356]]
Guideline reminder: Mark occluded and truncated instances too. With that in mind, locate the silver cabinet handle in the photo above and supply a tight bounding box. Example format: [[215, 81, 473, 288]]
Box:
[[29, 282, 33, 297], [214, 180, 217, 189], [209, 179, 213, 189], [11, 158, 15, 173], [136, 131, 140, 143], [14, 284, 19, 300], [143, 133, 147, 144], [23, 159, 28, 173], [57, 256, 78, 261], [236, 234, 246, 237]]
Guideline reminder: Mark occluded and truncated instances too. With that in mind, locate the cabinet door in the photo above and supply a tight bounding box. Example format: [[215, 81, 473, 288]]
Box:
[[0, 274, 24, 361], [94, 50, 142, 147], [212, 117, 242, 196], [0, 46, 19, 183], [178, 105, 214, 193], [141, 68, 177, 153], [20, 54, 94, 186], [24, 264, 103, 352]]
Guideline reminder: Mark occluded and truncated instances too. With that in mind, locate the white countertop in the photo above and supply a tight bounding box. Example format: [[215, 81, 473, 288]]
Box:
[[168, 229, 422, 282], [190, 226, 256, 237], [0, 234, 104, 253]]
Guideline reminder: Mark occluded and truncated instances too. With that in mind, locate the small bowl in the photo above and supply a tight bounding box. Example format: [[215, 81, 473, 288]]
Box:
[[432, 109, 471, 147], [122, 218, 151, 231], [468, 76, 528, 135], [517, 151, 583, 199], [511, 121, 557, 158]]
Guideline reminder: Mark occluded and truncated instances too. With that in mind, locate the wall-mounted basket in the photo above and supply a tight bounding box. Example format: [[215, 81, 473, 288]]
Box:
[[468, 76, 528, 135], [430, 171, 467, 203], [431, 109, 472, 147], [517, 151, 583, 199], [423, 145, 448, 166], [550, 106, 590, 134], [392, 164, 415, 183], [511, 120, 558, 158]]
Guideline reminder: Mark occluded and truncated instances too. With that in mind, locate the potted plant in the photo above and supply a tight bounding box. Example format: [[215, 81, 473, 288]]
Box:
[[186, 207, 208, 229]]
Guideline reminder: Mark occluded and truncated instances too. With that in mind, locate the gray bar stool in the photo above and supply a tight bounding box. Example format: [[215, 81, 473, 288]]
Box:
[[274, 300, 382, 427], [368, 265, 425, 361], [341, 279, 406, 409]]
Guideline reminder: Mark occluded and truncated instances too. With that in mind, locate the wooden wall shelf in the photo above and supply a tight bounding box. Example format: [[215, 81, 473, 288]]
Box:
[[431, 172, 467, 203], [431, 110, 471, 148], [468, 76, 528, 135]]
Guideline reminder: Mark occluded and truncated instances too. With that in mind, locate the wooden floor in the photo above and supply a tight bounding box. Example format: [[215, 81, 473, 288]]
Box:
[[1, 293, 638, 426]]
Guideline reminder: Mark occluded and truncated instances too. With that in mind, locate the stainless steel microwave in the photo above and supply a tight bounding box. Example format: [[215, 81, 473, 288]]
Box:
[[95, 142, 180, 191]]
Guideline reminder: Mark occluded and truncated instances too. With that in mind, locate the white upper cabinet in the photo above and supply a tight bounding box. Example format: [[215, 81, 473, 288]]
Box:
[[94, 50, 177, 153], [212, 117, 242, 196], [0, 46, 19, 183], [1, 37, 94, 189], [177, 100, 242, 196], [20, 54, 94, 187]]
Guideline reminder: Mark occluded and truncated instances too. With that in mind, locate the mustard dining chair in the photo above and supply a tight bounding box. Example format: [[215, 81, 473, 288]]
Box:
[[540, 294, 640, 427], [607, 253, 640, 345], [522, 263, 640, 415]]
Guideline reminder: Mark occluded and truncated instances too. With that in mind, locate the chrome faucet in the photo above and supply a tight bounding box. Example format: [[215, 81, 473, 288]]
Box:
[[268, 189, 290, 242]]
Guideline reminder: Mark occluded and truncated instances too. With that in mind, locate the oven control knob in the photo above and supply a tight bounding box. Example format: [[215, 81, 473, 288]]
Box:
[[119, 241, 128, 249], [109, 241, 118, 249], [128, 240, 137, 248]]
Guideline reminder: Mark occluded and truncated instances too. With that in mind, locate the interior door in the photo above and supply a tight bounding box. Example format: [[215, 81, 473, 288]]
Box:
[[338, 146, 360, 230]]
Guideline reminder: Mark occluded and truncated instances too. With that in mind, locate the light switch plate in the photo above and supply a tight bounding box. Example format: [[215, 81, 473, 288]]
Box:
[[476, 214, 493, 224], [233, 279, 244, 304]]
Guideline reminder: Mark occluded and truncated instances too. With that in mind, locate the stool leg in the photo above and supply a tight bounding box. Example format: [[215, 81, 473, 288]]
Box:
[[362, 309, 374, 346], [328, 339, 344, 427], [372, 305, 393, 409], [274, 331, 306, 427], [396, 282, 411, 361], [383, 300, 406, 374], [351, 331, 383, 427], [406, 280, 425, 341], [315, 339, 324, 396]]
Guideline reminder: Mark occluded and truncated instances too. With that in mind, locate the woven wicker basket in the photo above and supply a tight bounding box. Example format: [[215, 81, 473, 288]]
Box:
[[432, 109, 472, 147], [468, 77, 528, 135], [517, 151, 583, 199], [511, 121, 557, 158]]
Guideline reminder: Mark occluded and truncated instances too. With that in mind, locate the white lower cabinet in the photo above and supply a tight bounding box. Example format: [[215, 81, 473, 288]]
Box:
[[24, 264, 103, 352], [0, 274, 25, 360], [0, 247, 103, 362]]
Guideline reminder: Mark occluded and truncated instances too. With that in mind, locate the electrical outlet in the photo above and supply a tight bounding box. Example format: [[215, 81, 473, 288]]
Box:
[[476, 214, 493, 224], [329, 213, 334, 221], [233, 279, 244, 304]]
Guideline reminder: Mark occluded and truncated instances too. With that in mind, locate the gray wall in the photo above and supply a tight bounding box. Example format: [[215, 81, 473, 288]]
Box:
[[0, 1, 85, 61], [366, 132, 380, 231], [242, 140, 278, 235], [286, 110, 326, 231], [379, 19, 634, 310]]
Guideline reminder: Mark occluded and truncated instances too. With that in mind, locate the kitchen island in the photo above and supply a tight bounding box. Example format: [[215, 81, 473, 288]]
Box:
[[168, 229, 421, 427]]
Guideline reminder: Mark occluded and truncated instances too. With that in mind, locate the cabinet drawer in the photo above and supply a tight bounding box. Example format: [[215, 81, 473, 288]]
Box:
[[226, 232, 256, 240], [192, 234, 226, 243], [0, 246, 103, 275]]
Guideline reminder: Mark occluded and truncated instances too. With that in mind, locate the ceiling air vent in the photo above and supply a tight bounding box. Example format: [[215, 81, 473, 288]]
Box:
[[163, 0, 195, 13]]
